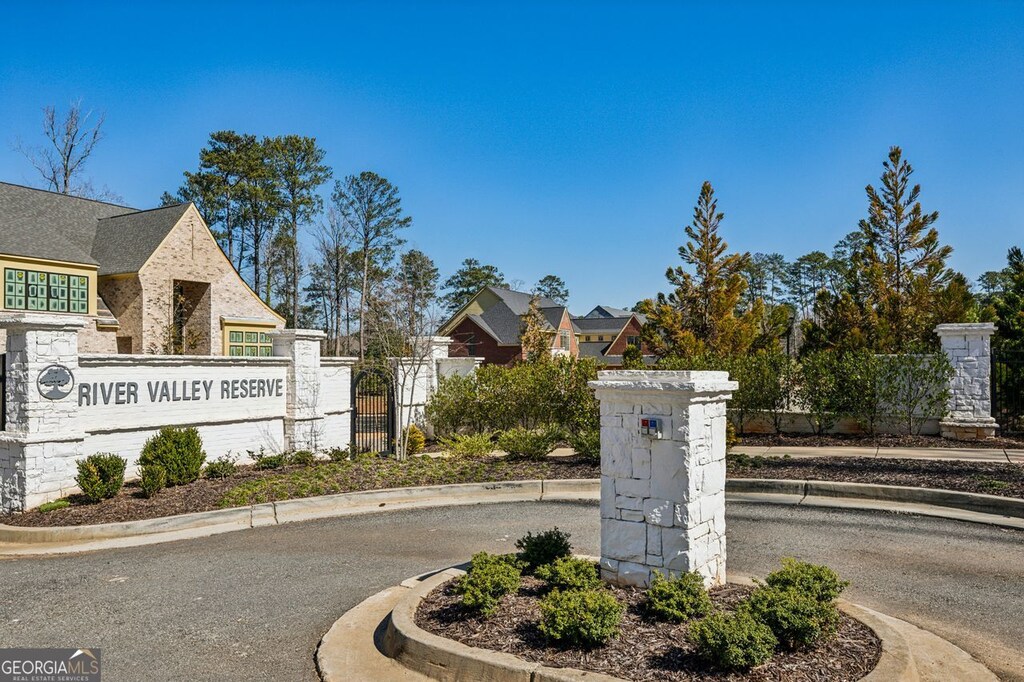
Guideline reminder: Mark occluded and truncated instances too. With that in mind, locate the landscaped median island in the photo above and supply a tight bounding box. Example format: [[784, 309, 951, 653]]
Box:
[[413, 529, 881, 681]]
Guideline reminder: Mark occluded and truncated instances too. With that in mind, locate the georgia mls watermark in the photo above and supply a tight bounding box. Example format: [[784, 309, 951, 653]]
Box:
[[0, 648, 100, 682]]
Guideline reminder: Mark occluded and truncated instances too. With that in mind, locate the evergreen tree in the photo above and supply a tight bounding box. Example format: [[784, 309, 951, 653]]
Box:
[[642, 181, 762, 358], [533, 274, 569, 305], [993, 247, 1024, 353], [440, 259, 507, 313], [331, 171, 412, 360], [858, 146, 952, 350], [397, 250, 440, 337]]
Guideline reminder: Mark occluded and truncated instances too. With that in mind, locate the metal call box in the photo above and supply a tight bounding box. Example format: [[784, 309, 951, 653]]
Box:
[[640, 416, 663, 439]]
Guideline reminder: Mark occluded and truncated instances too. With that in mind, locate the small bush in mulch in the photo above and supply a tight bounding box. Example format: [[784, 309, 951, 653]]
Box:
[[688, 609, 777, 671], [567, 429, 600, 462], [538, 587, 624, 647], [204, 455, 238, 480], [763, 558, 849, 603], [287, 450, 318, 467], [139, 465, 166, 499], [438, 432, 496, 458], [535, 556, 601, 591], [499, 427, 561, 460], [742, 586, 839, 651], [456, 552, 523, 616], [138, 426, 206, 486], [417, 575, 881, 681], [516, 527, 572, 572], [75, 453, 127, 503], [38, 499, 70, 513], [645, 572, 713, 623]]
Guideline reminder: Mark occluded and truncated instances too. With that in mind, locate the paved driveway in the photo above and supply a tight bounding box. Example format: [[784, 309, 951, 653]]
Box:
[[0, 501, 1021, 681]]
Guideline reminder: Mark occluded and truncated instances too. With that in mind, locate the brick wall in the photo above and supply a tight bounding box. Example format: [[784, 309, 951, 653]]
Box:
[[446, 317, 522, 365]]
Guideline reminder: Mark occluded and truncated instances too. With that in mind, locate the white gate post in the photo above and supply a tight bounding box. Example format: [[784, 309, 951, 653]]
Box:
[[0, 313, 87, 511], [273, 329, 326, 452], [590, 370, 736, 588], [935, 323, 998, 440]]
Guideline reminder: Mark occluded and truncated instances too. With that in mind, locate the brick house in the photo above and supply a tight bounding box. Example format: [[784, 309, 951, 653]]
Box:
[[439, 287, 651, 367], [0, 182, 284, 354]]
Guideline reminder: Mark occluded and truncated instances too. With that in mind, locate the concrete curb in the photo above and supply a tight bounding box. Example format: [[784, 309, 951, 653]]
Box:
[[3, 477, 1023, 555], [369, 569, 996, 682]]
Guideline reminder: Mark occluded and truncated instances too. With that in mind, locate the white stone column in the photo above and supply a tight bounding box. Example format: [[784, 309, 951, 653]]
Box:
[[589, 370, 736, 588], [0, 313, 87, 511], [935, 323, 998, 440], [273, 329, 326, 452]]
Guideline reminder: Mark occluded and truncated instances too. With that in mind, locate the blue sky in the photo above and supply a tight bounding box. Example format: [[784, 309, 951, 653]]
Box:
[[1, 1, 1022, 312]]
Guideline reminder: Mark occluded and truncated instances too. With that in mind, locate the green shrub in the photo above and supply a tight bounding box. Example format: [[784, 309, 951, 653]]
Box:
[[567, 429, 600, 461], [538, 588, 624, 647], [139, 465, 166, 498], [621, 344, 645, 369], [879, 350, 954, 435], [403, 424, 426, 456], [645, 572, 713, 622], [439, 432, 495, 458], [742, 586, 840, 649], [327, 444, 360, 462], [763, 558, 849, 603], [456, 552, 523, 615], [75, 453, 127, 503], [204, 455, 238, 479], [516, 527, 572, 572], [253, 452, 287, 470], [728, 350, 794, 434], [138, 427, 206, 486], [535, 556, 601, 591], [796, 350, 845, 435], [288, 450, 318, 467], [38, 499, 71, 513], [498, 427, 558, 459], [689, 610, 777, 671]]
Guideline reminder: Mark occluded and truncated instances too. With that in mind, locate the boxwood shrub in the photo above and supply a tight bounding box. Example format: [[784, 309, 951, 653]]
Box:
[[497, 427, 559, 460], [516, 528, 572, 572], [535, 556, 601, 591], [75, 453, 127, 503], [644, 571, 713, 623], [763, 558, 849, 603], [689, 610, 777, 671], [138, 426, 205, 486], [456, 552, 523, 616], [538, 588, 624, 647], [742, 586, 840, 649]]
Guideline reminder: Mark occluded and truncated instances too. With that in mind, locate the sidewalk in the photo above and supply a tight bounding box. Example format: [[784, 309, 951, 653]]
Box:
[[731, 444, 1023, 464]]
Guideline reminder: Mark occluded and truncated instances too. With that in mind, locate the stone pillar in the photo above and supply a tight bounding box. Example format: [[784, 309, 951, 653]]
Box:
[[273, 329, 326, 452], [590, 370, 736, 588], [935, 323, 998, 440], [0, 313, 87, 511]]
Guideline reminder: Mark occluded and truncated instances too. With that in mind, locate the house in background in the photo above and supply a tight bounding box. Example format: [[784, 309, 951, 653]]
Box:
[[0, 182, 284, 355], [439, 285, 652, 367], [574, 305, 651, 367], [440, 286, 576, 364]]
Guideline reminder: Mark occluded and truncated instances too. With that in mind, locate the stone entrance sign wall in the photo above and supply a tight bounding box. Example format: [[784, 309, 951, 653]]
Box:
[[936, 323, 998, 440], [590, 370, 736, 588]]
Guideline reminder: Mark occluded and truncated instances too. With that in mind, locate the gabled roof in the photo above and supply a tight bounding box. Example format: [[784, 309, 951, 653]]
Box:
[[572, 316, 630, 334], [488, 286, 558, 314], [440, 285, 565, 345], [584, 305, 633, 319], [0, 182, 189, 274], [93, 203, 191, 275]]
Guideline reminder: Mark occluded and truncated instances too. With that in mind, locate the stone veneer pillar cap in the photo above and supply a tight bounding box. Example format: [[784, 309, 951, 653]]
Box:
[[935, 322, 996, 336], [271, 328, 327, 341], [589, 369, 738, 394], [0, 312, 87, 331]]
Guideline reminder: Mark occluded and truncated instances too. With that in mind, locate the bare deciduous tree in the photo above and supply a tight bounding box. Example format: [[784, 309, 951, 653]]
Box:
[[14, 100, 118, 200]]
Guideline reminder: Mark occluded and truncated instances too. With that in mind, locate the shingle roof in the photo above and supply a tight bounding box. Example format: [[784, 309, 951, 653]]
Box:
[[578, 341, 611, 358], [487, 286, 558, 314], [93, 203, 190, 275], [584, 305, 633, 319], [572, 317, 630, 334], [540, 306, 567, 330], [0, 182, 187, 274]]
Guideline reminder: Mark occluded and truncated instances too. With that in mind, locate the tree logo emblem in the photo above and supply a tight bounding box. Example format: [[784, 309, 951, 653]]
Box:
[[37, 364, 75, 400]]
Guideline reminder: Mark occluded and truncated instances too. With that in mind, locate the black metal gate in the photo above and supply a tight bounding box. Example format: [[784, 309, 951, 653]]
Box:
[[351, 368, 395, 454], [991, 349, 1024, 436]]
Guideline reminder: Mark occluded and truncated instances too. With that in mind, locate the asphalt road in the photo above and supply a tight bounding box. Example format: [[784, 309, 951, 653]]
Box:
[[0, 501, 1021, 682]]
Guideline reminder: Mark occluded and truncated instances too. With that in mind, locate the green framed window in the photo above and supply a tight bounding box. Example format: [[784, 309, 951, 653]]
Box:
[[5, 268, 89, 314], [224, 324, 274, 357]]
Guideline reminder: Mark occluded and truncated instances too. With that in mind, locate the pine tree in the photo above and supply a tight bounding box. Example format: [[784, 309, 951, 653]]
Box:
[[994, 247, 1024, 353], [858, 146, 952, 351], [643, 181, 760, 358], [439, 259, 507, 313]]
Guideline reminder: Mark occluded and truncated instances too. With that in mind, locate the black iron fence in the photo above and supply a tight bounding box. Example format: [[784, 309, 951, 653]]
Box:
[[351, 368, 395, 454], [992, 349, 1024, 436]]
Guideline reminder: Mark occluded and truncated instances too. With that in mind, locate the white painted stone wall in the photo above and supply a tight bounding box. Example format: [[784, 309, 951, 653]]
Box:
[[590, 370, 736, 588], [392, 337, 482, 441], [0, 314, 354, 510], [936, 322, 998, 440]]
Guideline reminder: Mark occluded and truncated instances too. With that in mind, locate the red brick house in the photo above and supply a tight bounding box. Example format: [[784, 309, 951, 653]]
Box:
[[439, 288, 651, 367]]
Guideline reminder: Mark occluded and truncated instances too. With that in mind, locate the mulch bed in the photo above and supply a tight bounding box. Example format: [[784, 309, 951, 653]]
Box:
[[3, 456, 600, 528], [727, 455, 1024, 499], [416, 578, 881, 681], [738, 432, 1024, 449]]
